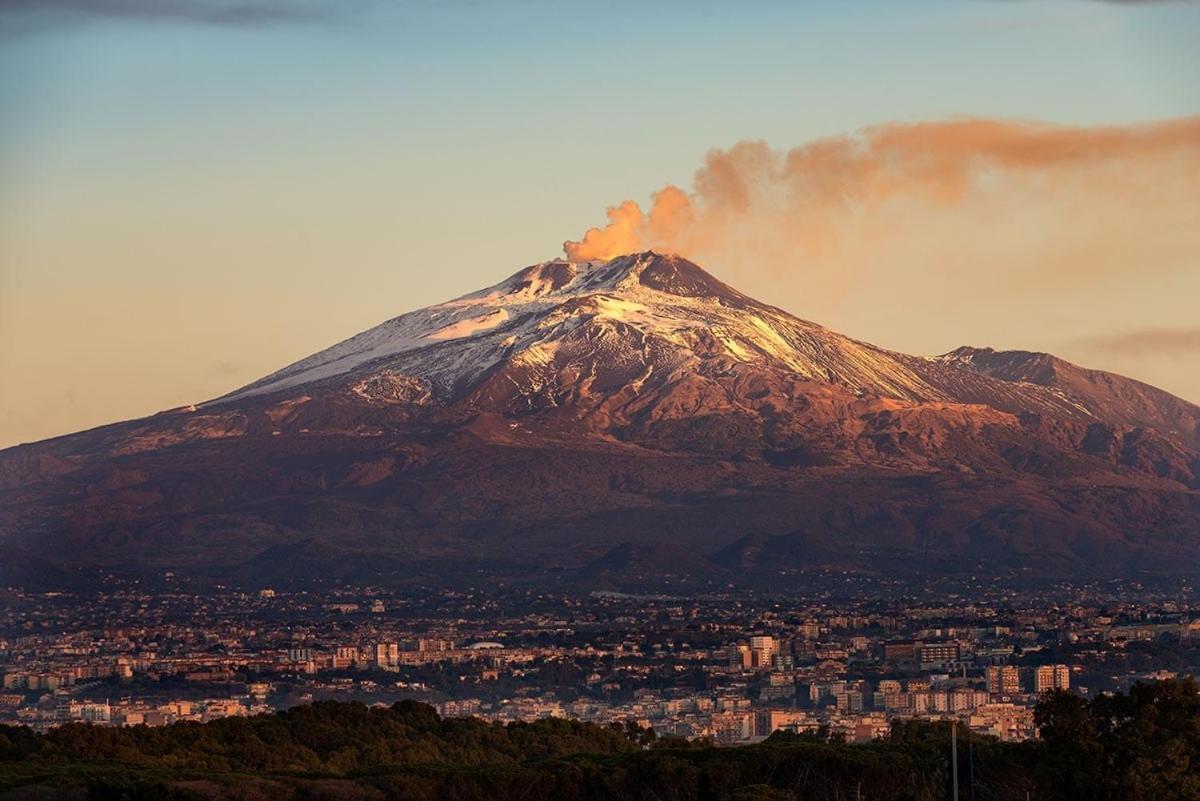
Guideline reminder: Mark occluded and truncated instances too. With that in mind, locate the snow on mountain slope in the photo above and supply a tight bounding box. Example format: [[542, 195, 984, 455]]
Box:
[[223, 254, 935, 402], [4, 251, 1199, 587], [222, 252, 1096, 425]]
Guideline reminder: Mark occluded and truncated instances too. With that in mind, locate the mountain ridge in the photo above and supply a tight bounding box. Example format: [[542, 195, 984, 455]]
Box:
[[1, 252, 1197, 589]]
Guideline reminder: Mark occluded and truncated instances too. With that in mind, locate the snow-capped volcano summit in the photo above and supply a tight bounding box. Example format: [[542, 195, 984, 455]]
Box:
[[228, 252, 774, 402], [2, 252, 1199, 588], [222, 253, 1025, 412], [227, 251, 1172, 429]]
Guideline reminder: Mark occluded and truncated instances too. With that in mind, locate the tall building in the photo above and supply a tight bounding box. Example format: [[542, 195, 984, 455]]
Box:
[[1035, 664, 1070, 693], [950, 688, 990, 711], [986, 665, 1021, 695], [710, 711, 755, 744], [883, 640, 920, 662], [748, 635, 779, 669], [835, 690, 864, 712], [761, 672, 795, 701], [906, 678, 930, 693], [333, 646, 358, 669], [730, 644, 752, 670], [375, 642, 399, 669], [919, 641, 960, 666], [418, 638, 454, 653], [1055, 664, 1070, 690], [287, 646, 313, 663]]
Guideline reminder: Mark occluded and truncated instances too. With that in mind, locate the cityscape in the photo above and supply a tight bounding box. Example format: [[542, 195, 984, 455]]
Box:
[[4, 579, 1197, 746], [2, 0, 1198, 798]]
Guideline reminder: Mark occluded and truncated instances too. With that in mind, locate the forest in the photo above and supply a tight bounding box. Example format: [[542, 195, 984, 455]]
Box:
[[0, 678, 1195, 801]]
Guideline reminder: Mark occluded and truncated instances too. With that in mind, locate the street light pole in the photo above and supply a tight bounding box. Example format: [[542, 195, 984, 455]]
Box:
[[951, 719, 959, 800]]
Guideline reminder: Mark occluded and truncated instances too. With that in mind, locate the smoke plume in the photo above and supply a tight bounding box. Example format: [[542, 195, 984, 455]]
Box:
[[564, 117, 1200, 295]]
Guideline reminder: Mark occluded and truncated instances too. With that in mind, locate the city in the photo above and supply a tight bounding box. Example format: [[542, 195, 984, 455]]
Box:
[[2, 0, 1198, 797], [4, 578, 1197, 746]]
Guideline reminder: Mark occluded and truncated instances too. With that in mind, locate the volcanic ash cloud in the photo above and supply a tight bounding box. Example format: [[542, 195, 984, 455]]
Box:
[[563, 117, 1200, 294]]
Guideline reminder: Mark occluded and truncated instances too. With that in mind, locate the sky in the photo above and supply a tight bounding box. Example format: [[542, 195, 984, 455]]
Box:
[[1, 0, 1198, 448]]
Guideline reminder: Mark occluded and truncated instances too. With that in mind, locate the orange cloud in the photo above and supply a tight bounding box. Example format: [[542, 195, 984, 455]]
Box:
[[564, 200, 645, 262], [563, 116, 1200, 271], [1083, 327, 1200, 357]]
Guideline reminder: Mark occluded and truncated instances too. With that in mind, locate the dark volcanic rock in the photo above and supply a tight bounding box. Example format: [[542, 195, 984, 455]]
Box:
[[1, 252, 1198, 588]]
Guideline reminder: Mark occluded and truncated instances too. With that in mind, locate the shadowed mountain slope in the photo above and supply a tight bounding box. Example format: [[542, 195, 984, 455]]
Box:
[[2, 252, 1198, 588]]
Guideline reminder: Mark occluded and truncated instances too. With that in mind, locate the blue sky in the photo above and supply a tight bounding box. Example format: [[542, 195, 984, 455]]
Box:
[[1, 0, 1198, 445]]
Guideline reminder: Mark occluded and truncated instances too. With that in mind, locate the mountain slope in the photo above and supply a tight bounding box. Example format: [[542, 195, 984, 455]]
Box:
[[1, 252, 1197, 588], [940, 346, 1200, 448]]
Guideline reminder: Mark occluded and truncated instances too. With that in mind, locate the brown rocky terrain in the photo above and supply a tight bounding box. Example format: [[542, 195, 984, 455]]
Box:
[[1, 252, 1197, 588]]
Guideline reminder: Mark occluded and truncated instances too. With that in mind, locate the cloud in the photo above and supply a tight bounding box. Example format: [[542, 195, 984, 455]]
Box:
[[0, 0, 353, 27], [1081, 328, 1200, 357], [564, 117, 1200, 306], [993, 0, 1199, 4]]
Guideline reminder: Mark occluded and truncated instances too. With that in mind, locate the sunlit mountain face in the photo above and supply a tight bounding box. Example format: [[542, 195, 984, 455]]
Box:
[[2, 252, 1198, 590]]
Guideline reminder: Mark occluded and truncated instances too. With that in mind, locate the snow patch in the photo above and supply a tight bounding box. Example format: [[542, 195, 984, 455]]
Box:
[[425, 308, 509, 341]]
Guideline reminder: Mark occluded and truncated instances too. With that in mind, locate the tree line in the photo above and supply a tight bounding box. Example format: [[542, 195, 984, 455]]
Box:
[[0, 678, 1195, 800]]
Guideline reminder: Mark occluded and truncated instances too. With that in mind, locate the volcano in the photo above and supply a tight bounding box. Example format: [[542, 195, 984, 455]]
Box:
[[2, 252, 1198, 589]]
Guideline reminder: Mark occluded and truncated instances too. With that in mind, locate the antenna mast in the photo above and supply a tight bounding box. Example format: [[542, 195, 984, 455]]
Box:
[[951, 719, 959, 800]]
